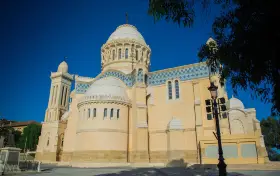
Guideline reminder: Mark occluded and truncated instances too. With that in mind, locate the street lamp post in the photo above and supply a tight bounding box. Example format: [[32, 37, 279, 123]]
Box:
[[208, 82, 227, 176]]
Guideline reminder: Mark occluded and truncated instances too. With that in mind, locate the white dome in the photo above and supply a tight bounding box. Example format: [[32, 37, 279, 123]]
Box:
[[107, 24, 146, 45], [57, 61, 68, 73], [226, 96, 245, 109], [84, 77, 129, 102]]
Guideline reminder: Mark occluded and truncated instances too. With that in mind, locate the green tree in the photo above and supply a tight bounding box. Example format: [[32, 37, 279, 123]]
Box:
[[148, 0, 280, 115], [260, 117, 280, 161], [19, 124, 41, 151]]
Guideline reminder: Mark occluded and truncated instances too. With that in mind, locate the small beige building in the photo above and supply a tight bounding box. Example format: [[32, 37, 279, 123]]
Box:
[[35, 24, 268, 164]]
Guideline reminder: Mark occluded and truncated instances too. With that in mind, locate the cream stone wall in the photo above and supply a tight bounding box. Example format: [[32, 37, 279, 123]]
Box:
[[36, 23, 268, 165]]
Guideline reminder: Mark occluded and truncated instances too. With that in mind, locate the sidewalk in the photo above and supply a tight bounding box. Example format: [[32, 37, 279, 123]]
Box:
[[227, 162, 280, 171]]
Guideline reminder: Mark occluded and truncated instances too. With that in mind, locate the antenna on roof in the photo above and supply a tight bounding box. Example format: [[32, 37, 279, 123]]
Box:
[[126, 12, 128, 24]]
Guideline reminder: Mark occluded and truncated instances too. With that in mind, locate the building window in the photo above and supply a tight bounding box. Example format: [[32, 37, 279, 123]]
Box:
[[112, 50, 115, 60], [54, 85, 58, 104], [51, 86, 55, 105], [104, 108, 107, 118], [118, 49, 121, 59], [47, 137, 49, 146], [61, 136, 64, 147], [175, 80, 180, 99], [136, 50, 138, 60], [117, 109, 120, 119], [88, 108, 91, 118], [93, 108, 96, 117], [125, 48, 128, 59], [110, 108, 114, 119], [207, 114, 213, 120], [168, 81, 172, 100], [60, 86, 65, 105], [63, 87, 68, 106]]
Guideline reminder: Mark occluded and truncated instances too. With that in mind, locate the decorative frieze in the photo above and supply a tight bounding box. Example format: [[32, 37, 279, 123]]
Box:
[[75, 62, 209, 94]]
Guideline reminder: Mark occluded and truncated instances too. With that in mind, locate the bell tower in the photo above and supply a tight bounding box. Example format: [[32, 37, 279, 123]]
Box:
[[36, 61, 74, 162], [45, 61, 74, 122]]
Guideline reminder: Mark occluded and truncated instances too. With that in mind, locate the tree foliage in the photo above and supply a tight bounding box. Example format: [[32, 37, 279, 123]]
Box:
[[198, 0, 280, 115], [148, 0, 280, 115], [18, 124, 41, 151], [260, 117, 280, 161], [0, 118, 22, 147]]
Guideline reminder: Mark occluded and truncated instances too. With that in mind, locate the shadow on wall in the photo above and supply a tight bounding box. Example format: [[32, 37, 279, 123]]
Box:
[[95, 159, 246, 176]]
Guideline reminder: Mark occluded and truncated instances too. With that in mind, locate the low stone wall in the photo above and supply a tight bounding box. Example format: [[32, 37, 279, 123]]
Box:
[[35, 152, 56, 162], [37, 150, 198, 164], [70, 150, 127, 162]]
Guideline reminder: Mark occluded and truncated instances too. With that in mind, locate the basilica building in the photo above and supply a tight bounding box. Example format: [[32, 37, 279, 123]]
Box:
[[35, 24, 268, 165]]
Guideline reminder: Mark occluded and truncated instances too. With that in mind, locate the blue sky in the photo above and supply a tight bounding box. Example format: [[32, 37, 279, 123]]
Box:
[[0, 0, 272, 122]]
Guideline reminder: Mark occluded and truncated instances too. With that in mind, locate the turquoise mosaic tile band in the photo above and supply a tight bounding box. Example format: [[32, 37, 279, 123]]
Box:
[[148, 64, 209, 86], [75, 63, 209, 94]]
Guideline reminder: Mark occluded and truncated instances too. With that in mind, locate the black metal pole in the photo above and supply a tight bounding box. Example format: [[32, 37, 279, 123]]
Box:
[[213, 98, 227, 176]]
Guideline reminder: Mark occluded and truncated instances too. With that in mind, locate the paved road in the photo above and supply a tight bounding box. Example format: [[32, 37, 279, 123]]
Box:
[[7, 167, 280, 176]]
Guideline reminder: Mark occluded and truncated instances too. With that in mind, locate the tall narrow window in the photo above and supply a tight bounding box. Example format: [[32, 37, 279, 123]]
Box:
[[168, 81, 172, 100], [125, 48, 128, 59], [136, 50, 138, 60], [175, 80, 180, 99], [118, 49, 121, 59], [51, 86, 54, 105], [60, 86, 65, 105], [54, 85, 58, 104], [88, 108, 91, 118], [93, 108, 96, 117], [112, 50, 115, 60], [110, 108, 114, 119], [47, 137, 49, 146], [104, 108, 107, 118], [117, 109, 120, 119], [63, 87, 68, 106], [61, 137, 64, 147]]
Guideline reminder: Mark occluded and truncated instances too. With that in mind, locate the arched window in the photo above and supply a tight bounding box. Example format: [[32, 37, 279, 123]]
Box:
[[60, 86, 65, 105], [168, 81, 172, 100], [61, 137, 64, 147], [47, 137, 49, 146], [51, 86, 54, 105], [112, 50, 115, 60], [117, 109, 120, 119], [136, 50, 138, 60], [125, 48, 128, 59], [110, 108, 114, 119], [88, 108, 91, 118], [118, 49, 121, 59], [61, 134, 64, 147], [175, 80, 180, 99], [104, 108, 107, 118], [64, 87, 68, 106], [93, 108, 96, 117]]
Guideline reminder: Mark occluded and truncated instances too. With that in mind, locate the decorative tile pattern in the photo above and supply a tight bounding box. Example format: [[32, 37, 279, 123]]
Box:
[[148, 64, 209, 86], [75, 63, 209, 94], [95, 71, 134, 87], [75, 83, 91, 94], [137, 69, 144, 82]]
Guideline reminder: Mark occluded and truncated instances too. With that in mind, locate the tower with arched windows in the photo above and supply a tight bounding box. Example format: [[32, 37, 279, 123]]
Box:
[[36, 61, 74, 161], [36, 23, 268, 165]]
